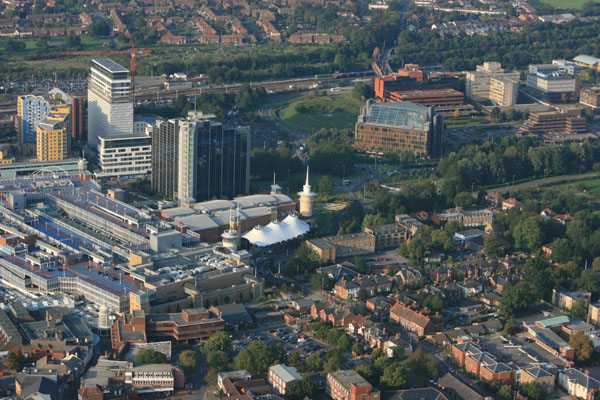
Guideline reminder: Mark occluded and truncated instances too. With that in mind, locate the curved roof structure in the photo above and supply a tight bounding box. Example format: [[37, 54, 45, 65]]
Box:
[[243, 215, 310, 247]]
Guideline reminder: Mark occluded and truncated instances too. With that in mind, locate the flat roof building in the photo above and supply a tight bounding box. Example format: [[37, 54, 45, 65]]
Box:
[[354, 100, 442, 156], [87, 58, 133, 147]]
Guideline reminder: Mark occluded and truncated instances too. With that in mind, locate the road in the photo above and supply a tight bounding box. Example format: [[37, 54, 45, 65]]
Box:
[[135, 76, 343, 100], [492, 172, 600, 194]]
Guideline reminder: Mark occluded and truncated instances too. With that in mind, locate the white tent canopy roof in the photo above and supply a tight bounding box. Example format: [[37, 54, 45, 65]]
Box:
[[243, 215, 310, 247]]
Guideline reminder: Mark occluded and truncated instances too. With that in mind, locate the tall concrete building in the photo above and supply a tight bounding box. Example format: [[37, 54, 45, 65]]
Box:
[[87, 59, 133, 147], [151, 118, 250, 204], [298, 166, 315, 218], [466, 62, 520, 106]]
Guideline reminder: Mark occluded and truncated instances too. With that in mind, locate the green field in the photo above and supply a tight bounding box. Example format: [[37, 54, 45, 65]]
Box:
[[445, 115, 490, 127], [281, 92, 363, 134], [534, 0, 599, 9]]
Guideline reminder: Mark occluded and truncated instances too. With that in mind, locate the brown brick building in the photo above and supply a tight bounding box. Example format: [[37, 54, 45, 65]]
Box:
[[354, 100, 442, 156], [306, 232, 375, 262], [327, 370, 380, 400]]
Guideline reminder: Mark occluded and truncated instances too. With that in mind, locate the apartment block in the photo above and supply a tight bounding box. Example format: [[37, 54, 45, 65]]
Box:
[[433, 208, 494, 227], [552, 288, 591, 310], [36, 116, 69, 161], [327, 370, 380, 400], [363, 223, 408, 250], [588, 302, 600, 326], [306, 232, 375, 262]]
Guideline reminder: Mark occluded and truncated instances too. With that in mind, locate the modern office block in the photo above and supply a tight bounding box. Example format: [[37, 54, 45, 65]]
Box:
[[354, 100, 442, 156], [87, 59, 133, 147], [151, 118, 250, 204]]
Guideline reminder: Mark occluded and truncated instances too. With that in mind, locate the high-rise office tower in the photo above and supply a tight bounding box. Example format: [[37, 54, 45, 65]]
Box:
[[151, 118, 250, 204], [87, 59, 133, 147]]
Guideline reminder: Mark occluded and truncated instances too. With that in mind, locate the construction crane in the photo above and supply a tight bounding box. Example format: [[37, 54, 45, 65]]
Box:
[[60, 46, 152, 100]]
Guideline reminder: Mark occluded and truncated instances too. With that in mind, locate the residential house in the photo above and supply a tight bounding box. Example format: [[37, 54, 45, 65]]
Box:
[[335, 278, 360, 299], [558, 368, 600, 399], [501, 198, 521, 211], [486, 192, 503, 207], [451, 342, 514, 385], [457, 279, 483, 297], [520, 366, 555, 394], [389, 303, 438, 336]]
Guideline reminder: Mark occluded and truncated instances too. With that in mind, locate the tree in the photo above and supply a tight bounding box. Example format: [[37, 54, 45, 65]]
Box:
[[355, 364, 377, 385], [351, 82, 374, 100], [406, 237, 430, 266], [88, 19, 111, 37], [357, 288, 368, 301], [352, 256, 367, 274], [484, 234, 501, 258], [204, 331, 231, 353], [500, 282, 533, 318], [134, 349, 168, 365], [206, 350, 230, 372], [318, 175, 334, 194], [513, 218, 543, 252], [521, 382, 543, 400], [380, 362, 408, 389], [5, 351, 24, 370], [65, 34, 81, 48], [312, 272, 333, 291], [569, 331, 594, 362], [305, 353, 324, 371], [178, 350, 198, 374], [550, 238, 573, 263], [286, 378, 316, 400], [569, 300, 588, 320], [287, 352, 306, 372], [498, 385, 513, 400], [234, 340, 285, 373], [431, 229, 454, 252], [405, 348, 438, 385], [352, 342, 365, 355], [336, 333, 350, 350]]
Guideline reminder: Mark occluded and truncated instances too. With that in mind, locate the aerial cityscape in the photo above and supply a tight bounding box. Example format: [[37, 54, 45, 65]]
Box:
[[1, 0, 600, 398]]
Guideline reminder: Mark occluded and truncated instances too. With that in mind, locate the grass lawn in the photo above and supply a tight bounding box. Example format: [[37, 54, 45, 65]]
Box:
[[544, 177, 600, 194], [281, 92, 362, 134], [445, 115, 490, 127], [534, 0, 599, 9]]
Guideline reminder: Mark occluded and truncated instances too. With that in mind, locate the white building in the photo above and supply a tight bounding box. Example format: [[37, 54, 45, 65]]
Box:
[[526, 64, 577, 94], [465, 62, 520, 106], [87, 59, 134, 147], [558, 368, 600, 400], [97, 133, 152, 178], [298, 166, 315, 218]]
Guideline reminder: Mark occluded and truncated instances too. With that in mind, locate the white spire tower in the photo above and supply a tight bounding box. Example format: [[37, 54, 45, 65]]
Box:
[[298, 165, 315, 218]]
